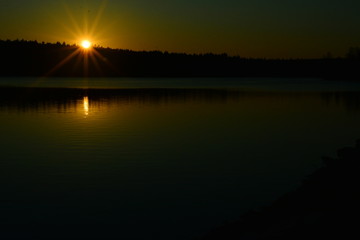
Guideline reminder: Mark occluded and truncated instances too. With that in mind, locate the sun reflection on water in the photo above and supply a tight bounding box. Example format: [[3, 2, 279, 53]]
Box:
[[83, 96, 89, 116]]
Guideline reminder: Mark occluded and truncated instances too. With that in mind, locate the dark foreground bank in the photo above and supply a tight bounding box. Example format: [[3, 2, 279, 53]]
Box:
[[200, 141, 360, 239]]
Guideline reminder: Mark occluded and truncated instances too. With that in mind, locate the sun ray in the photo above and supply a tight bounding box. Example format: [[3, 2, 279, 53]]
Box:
[[73, 51, 82, 71], [58, 23, 79, 41], [91, 17, 119, 47], [90, 0, 108, 37], [72, 52, 84, 72], [92, 48, 120, 74], [44, 10, 77, 43], [83, 51, 89, 77], [89, 51, 104, 75], [63, 3, 83, 38], [45, 48, 82, 77], [83, 2, 89, 37], [91, 48, 108, 62]]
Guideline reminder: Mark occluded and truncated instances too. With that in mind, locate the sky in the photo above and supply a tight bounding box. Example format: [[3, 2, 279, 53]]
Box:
[[0, 0, 359, 58]]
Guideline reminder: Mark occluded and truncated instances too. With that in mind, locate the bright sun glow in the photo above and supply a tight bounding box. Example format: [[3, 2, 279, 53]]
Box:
[[81, 40, 92, 49], [46, 2, 110, 77]]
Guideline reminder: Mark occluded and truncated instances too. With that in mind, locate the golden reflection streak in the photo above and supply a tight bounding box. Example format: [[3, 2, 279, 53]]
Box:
[[83, 96, 89, 116]]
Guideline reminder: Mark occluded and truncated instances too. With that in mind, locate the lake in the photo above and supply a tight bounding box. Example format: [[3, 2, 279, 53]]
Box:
[[1, 77, 360, 239]]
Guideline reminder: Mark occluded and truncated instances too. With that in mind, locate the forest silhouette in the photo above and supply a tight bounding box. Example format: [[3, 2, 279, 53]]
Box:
[[0, 39, 359, 79]]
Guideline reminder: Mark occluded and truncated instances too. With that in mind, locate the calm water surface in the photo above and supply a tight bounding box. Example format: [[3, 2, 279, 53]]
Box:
[[1, 78, 360, 239]]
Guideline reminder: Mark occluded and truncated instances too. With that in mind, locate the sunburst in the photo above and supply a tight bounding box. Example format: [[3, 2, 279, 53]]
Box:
[[81, 40, 92, 49], [45, 0, 113, 78]]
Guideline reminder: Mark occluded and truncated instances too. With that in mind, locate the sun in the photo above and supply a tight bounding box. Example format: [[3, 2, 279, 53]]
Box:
[[81, 40, 92, 49], [45, 2, 111, 77]]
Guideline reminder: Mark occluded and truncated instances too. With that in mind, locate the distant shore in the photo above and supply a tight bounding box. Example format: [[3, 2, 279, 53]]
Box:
[[0, 40, 359, 80]]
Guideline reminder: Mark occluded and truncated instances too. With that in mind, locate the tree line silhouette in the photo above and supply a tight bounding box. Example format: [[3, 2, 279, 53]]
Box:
[[0, 39, 359, 79]]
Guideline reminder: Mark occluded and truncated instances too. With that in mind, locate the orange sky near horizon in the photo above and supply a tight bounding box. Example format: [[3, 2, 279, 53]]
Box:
[[0, 0, 359, 58]]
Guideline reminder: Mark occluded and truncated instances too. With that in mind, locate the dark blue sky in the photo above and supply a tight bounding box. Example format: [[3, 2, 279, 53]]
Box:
[[0, 0, 359, 58]]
